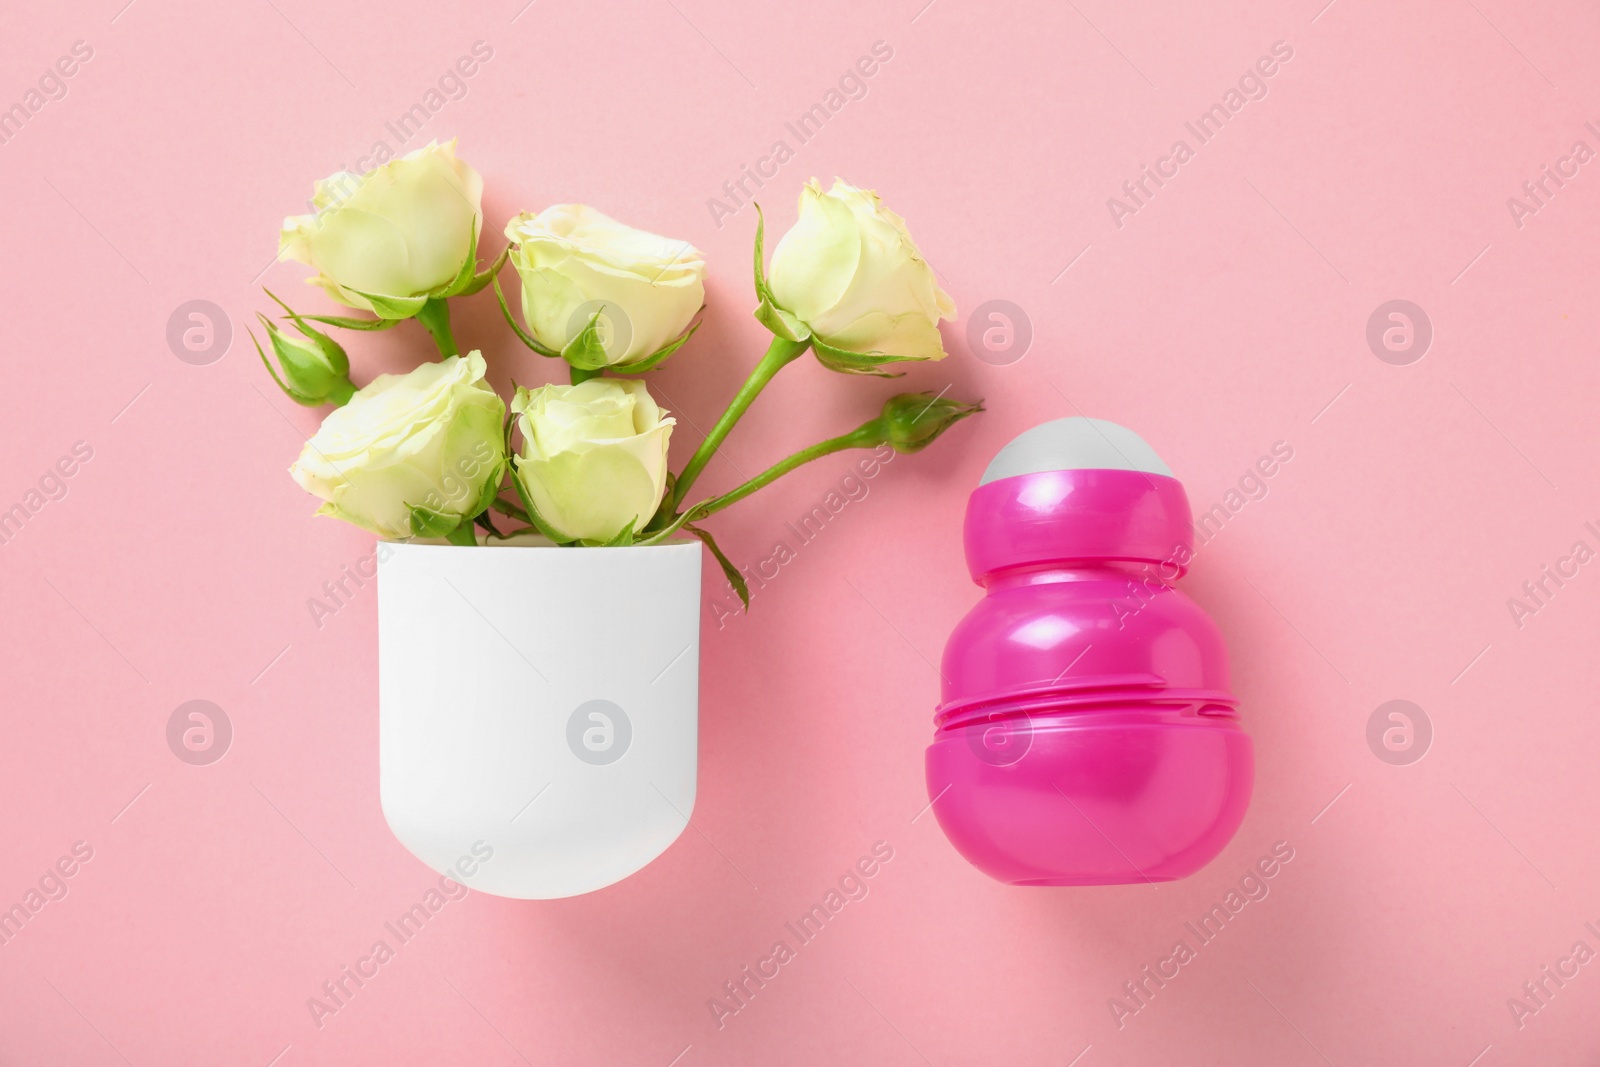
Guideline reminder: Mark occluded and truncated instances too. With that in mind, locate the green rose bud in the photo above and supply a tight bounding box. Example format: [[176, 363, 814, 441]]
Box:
[[875, 392, 984, 454], [253, 312, 355, 407]]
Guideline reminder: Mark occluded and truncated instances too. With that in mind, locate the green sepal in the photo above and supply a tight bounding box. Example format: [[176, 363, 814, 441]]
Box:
[[408, 504, 460, 539], [608, 319, 702, 376], [751, 204, 810, 343], [687, 522, 749, 610], [455, 244, 509, 298], [345, 288, 429, 320], [810, 336, 913, 377], [561, 308, 613, 371], [295, 312, 402, 332], [251, 326, 319, 407], [633, 496, 710, 546], [579, 519, 637, 548], [501, 403, 517, 453], [604, 519, 638, 546], [466, 457, 509, 524], [264, 290, 351, 374], [755, 298, 809, 342], [752, 203, 774, 300], [444, 523, 478, 546], [493, 273, 560, 358], [434, 217, 482, 299]]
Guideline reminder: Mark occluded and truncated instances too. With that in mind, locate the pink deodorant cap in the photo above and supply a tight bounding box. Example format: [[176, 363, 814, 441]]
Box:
[[926, 417, 1253, 885]]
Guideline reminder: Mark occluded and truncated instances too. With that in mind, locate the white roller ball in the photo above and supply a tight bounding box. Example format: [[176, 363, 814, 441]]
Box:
[[979, 417, 1172, 485]]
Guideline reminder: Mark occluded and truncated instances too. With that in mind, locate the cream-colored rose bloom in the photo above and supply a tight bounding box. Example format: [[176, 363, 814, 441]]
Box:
[[504, 205, 704, 367], [511, 378, 674, 542], [767, 178, 955, 362], [290, 352, 505, 539], [279, 140, 483, 314]]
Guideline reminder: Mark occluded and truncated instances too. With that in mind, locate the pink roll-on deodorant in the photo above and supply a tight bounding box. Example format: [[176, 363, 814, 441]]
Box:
[[927, 418, 1253, 885]]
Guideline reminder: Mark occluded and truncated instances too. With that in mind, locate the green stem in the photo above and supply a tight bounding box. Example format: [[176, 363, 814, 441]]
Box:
[[672, 335, 809, 508], [569, 364, 603, 385], [416, 297, 458, 358], [491, 496, 530, 523], [688, 426, 878, 521], [489, 525, 543, 540]]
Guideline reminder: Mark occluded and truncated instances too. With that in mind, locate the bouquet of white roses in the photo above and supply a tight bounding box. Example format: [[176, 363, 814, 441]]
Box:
[[261, 139, 980, 607]]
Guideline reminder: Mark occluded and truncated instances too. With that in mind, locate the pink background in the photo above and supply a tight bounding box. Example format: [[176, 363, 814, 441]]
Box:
[[2, 0, 1597, 1063]]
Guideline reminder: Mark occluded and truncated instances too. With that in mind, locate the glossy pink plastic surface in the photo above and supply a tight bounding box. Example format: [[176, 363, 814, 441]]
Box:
[[927, 468, 1254, 885]]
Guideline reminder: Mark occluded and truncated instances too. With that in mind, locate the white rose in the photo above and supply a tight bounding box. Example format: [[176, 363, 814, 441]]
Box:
[[279, 140, 484, 316], [290, 352, 506, 540], [766, 178, 956, 367], [510, 378, 674, 542], [503, 205, 705, 368]]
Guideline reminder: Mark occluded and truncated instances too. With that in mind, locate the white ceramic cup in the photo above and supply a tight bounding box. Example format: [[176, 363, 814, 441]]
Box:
[[377, 541, 701, 899]]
